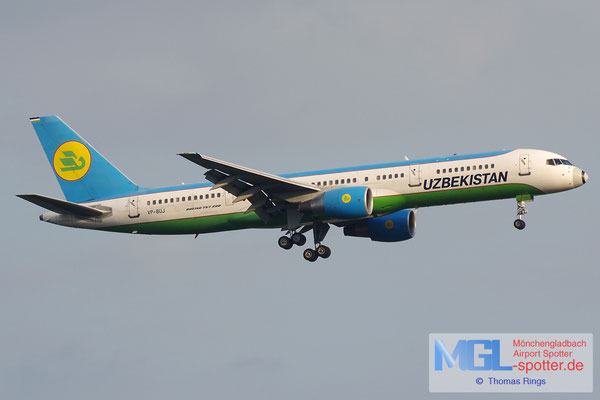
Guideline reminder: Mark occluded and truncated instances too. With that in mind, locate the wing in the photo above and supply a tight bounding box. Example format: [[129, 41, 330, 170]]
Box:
[[179, 153, 320, 222]]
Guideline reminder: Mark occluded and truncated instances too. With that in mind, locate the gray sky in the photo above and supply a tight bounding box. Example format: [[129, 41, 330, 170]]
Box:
[[1, 1, 598, 399]]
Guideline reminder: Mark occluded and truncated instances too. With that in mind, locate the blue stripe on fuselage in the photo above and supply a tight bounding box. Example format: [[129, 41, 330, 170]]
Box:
[[280, 149, 512, 178], [88, 150, 513, 202]]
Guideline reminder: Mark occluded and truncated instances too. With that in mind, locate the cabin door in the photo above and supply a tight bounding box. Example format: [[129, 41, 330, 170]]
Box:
[[128, 196, 140, 218], [409, 165, 421, 187], [519, 154, 531, 176]]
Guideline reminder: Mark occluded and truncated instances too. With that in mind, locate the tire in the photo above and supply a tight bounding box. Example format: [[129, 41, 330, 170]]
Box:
[[292, 233, 306, 246], [303, 248, 318, 262], [278, 236, 293, 250], [316, 245, 331, 258], [513, 219, 526, 230]]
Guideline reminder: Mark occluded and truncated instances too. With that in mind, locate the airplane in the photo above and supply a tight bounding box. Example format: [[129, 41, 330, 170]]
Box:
[[19, 115, 588, 262]]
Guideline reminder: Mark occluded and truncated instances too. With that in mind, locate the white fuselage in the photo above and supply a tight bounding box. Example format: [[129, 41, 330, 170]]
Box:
[[41, 149, 586, 234]]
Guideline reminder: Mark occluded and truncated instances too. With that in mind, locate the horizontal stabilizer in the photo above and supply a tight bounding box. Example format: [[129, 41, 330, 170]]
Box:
[[17, 194, 108, 217]]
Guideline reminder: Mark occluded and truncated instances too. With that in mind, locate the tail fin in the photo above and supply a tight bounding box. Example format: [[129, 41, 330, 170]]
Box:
[[30, 115, 139, 203]]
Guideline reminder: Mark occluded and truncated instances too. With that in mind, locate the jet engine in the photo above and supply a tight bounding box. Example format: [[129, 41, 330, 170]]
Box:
[[298, 186, 373, 219], [343, 209, 416, 242]]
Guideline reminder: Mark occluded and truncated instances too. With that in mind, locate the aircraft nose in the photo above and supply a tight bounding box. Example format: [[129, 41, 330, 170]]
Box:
[[573, 167, 587, 187]]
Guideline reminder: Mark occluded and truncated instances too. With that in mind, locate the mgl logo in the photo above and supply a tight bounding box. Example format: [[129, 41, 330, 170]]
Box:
[[434, 339, 512, 371]]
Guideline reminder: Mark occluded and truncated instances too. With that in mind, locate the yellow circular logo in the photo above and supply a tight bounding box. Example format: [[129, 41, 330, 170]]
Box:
[[384, 220, 394, 229], [53, 141, 91, 181], [342, 194, 351, 203]]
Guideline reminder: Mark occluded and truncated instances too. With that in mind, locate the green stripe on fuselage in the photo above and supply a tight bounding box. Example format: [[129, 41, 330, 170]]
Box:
[[373, 183, 543, 214], [103, 183, 543, 235]]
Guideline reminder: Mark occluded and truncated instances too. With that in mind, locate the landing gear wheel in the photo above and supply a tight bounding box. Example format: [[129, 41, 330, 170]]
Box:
[[316, 245, 331, 258], [291, 232, 307, 246], [303, 248, 318, 262], [514, 219, 526, 230], [278, 236, 293, 250]]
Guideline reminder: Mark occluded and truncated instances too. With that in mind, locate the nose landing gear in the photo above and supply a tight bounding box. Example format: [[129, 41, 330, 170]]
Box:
[[513, 196, 532, 230]]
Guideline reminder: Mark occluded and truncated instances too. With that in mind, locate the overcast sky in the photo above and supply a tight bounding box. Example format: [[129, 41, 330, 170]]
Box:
[[1, 1, 598, 399]]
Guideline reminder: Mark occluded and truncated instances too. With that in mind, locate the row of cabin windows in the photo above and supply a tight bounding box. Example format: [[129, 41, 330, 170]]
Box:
[[312, 177, 358, 186], [311, 172, 406, 186], [377, 172, 404, 181], [436, 164, 495, 174], [147, 192, 221, 206]]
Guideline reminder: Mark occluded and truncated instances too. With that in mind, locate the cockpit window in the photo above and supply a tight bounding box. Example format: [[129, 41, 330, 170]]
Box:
[[546, 158, 572, 166]]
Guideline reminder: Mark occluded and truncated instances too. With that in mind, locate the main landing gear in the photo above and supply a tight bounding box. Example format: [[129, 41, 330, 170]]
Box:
[[277, 222, 331, 262], [513, 200, 528, 230], [278, 231, 306, 249]]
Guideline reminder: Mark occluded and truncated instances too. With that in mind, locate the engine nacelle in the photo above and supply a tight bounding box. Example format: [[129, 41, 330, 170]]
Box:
[[343, 209, 416, 242], [298, 186, 373, 219]]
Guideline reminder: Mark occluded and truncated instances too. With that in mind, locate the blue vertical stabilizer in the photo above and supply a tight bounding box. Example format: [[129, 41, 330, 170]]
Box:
[[30, 115, 139, 202]]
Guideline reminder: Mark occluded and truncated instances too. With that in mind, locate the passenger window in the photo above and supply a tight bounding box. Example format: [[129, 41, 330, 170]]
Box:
[[467, 166, 470, 171], [437, 169, 440, 174], [401, 173, 405, 178], [383, 175, 387, 180], [485, 164, 489, 169], [455, 168, 458, 172], [491, 164, 495, 168], [394, 173, 398, 178], [153, 200, 156, 205], [147, 201, 150, 205], [329, 180, 333, 185], [199, 195, 203, 199], [164, 198, 168, 203], [317, 182, 321, 186], [377, 175, 381, 180], [479, 165, 483, 170], [170, 198, 174, 203], [159, 199, 162, 204], [323, 181, 327, 186], [335, 180, 339, 185], [443, 169, 446, 173], [341, 179, 345, 184], [211, 193, 215, 198], [461, 167, 464, 172], [388, 174, 392, 179], [194, 195, 198, 200], [217, 193, 221, 197], [353, 178, 357, 183], [364, 177, 369, 182], [176, 198, 179, 202]]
